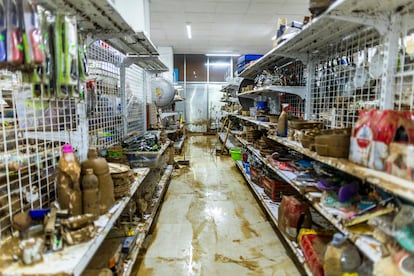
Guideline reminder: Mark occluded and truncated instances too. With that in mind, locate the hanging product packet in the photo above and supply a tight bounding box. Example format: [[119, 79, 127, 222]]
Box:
[[19, 0, 44, 65], [5, 0, 23, 65]]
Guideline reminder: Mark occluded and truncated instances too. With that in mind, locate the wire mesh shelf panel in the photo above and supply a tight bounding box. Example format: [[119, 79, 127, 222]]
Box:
[[394, 13, 414, 111], [0, 70, 78, 240], [126, 64, 145, 135], [282, 94, 305, 119], [273, 60, 307, 87], [87, 41, 123, 151], [310, 27, 383, 128]]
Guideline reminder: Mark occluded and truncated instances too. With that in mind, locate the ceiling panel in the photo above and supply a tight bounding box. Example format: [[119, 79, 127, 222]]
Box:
[[150, 0, 309, 54]]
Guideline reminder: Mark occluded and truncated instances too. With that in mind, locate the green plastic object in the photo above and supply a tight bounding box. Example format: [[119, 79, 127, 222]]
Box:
[[230, 148, 242, 160]]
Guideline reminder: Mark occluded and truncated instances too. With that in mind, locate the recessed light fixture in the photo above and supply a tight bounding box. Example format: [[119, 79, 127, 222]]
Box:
[[186, 23, 192, 39], [205, 53, 240, 57], [205, 62, 231, 67]]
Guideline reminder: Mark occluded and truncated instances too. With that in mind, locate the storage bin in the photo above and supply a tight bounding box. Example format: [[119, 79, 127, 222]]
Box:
[[230, 148, 242, 160], [125, 151, 161, 168], [261, 175, 296, 202], [250, 166, 262, 186], [315, 133, 350, 158]]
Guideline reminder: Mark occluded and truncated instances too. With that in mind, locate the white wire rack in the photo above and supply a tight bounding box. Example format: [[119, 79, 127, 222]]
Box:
[[0, 70, 79, 239], [125, 65, 145, 134], [282, 94, 305, 119], [309, 27, 383, 128], [273, 60, 306, 87], [87, 41, 123, 150], [394, 13, 414, 111]]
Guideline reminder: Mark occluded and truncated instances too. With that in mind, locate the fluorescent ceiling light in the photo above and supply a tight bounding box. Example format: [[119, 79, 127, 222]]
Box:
[[205, 62, 231, 67], [205, 53, 240, 57], [186, 23, 192, 39]]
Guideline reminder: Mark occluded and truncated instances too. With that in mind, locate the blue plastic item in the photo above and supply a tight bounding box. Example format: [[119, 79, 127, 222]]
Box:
[[237, 54, 263, 66], [29, 208, 50, 220], [255, 101, 268, 111]]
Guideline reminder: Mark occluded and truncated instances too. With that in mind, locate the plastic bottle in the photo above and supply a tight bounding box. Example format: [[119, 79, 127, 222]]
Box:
[[277, 103, 289, 137], [81, 148, 114, 214], [81, 168, 100, 218], [323, 233, 361, 276], [56, 144, 82, 216]]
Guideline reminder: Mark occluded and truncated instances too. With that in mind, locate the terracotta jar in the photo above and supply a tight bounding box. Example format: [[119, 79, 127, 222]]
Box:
[[81, 148, 114, 214], [81, 168, 100, 218]]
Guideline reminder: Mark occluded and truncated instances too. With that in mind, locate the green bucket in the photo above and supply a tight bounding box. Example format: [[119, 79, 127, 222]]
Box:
[[230, 148, 242, 160]]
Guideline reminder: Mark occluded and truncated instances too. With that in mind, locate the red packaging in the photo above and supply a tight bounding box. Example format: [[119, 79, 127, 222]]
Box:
[[298, 229, 333, 276], [349, 110, 414, 171], [250, 166, 262, 186], [278, 196, 312, 240]]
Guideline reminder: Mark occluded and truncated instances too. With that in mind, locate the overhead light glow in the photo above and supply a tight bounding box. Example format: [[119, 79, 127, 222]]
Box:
[[205, 53, 240, 57], [205, 62, 231, 67], [186, 23, 192, 39]]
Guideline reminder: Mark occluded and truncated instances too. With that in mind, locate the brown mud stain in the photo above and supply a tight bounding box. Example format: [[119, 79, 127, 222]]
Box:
[[214, 253, 260, 272], [235, 205, 259, 239], [241, 220, 259, 239], [157, 256, 186, 262], [136, 264, 154, 276], [248, 247, 265, 259], [184, 192, 221, 266]]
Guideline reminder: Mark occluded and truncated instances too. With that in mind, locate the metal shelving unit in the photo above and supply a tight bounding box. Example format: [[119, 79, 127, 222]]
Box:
[[36, 0, 168, 72], [234, 161, 313, 276], [0, 168, 150, 276], [238, 86, 306, 100], [235, 135, 384, 263], [122, 165, 173, 275]]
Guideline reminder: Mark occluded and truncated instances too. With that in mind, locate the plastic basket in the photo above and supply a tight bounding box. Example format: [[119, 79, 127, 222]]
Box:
[[230, 148, 242, 160]]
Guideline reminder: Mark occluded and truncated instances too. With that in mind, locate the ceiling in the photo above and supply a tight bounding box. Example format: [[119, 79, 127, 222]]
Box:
[[150, 0, 309, 55]]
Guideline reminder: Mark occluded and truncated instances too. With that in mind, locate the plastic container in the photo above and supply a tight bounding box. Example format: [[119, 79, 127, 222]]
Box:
[[230, 148, 242, 160], [125, 151, 161, 168], [57, 144, 82, 216], [81, 148, 114, 214], [323, 233, 362, 276], [82, 168, 100, 218]]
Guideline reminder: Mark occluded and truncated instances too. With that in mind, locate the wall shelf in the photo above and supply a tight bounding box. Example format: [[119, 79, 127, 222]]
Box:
[[36, 0, 168, 72], [122, 165, 173, 275], [235, 160, 313, 276], [231, 114, 414, 201], [236, 134, 383, 262], [0, 168, 150, 276], [239, 0, 414, 79], [267, 135, 414, 202], [238, 86, 306, 100]]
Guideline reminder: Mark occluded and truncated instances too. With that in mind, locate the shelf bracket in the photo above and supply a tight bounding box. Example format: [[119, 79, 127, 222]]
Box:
[[304, 61, 315, 120], [121, 56, 159, 67], [380, 14, 401, 110], [327, 12, 389, 35]]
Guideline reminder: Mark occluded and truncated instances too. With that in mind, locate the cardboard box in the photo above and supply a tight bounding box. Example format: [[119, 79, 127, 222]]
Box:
[[349, 110, 414, 171], [386, 142, 414, 181]]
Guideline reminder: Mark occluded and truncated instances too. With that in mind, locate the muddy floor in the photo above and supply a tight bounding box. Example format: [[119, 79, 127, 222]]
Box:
[[132, 135, 300, 276]]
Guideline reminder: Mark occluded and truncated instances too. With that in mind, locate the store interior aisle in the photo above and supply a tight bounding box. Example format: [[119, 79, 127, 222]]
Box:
[[132, 135, 300, 275]]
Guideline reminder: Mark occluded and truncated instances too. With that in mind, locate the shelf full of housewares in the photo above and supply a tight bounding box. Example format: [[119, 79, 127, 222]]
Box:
[[231, 113, 414, 202], [234, 160, 313, 276], [36, 0, 168, 72], [0, 168, 150, 276], [122, 165, 173, 275], [239, 0, 414, 80], [237, 86, 306, 100], [234, 135, 383, 263]]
